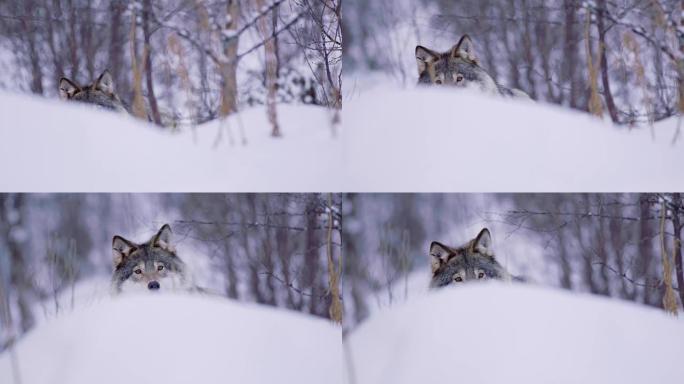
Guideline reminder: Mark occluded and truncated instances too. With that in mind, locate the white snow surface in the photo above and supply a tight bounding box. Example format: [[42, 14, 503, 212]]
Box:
[[343, 81, 684, 192], [345, 283, 684, 384], [0, 293, 341, 384], [0, 91, 341, 192]]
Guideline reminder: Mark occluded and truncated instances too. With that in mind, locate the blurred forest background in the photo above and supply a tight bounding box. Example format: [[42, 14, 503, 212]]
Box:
[[344, 0, 682, 125], [0, 193, 342, 351], [344, 193, 683, 328], [0, 0, 341, 132]]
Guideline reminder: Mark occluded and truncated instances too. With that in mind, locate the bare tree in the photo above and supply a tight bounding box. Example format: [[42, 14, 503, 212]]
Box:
[[256, 0, 281, 136], [0, 0, 340, 129], [142, 0, 162, 125]]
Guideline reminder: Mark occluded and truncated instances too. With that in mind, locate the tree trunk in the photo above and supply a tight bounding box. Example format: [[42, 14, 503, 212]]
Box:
[[672, 193, 683, 307], [242, 195, 266, 304], [520, 0, 537, 99], [276, 210, 300, 309], [256, 0, 281, 136], [66, 0, 79, 80], [22, 0, 43, 95], [660, 201, 678, 314], [260, 200, 278, 306], [596, 0, 619, 122], [326, 194, 342, 324], [585, 9, 604, 117], [108, 0, 126, 94], [679, 0, 684, 112], [577, 196, 600, 294], [563, 0, 579, 108], [220, 1, 240, 117], [129, 8, 147, 120], [1, 194, 35, 333], [595, 197, 611, 296], [553, 199, 573, 289], [303, 196, 321, 315], [637, 194, 657, 305], [81, 2, 95, 80], [142, 0, 162, 125], [44, 1, 65, 86]]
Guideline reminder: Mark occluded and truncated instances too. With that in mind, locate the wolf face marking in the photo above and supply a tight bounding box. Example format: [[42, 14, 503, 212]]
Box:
[[111, 224, 190, 294], [415, 35, 530, 98], [429, 228, 511, 289], [59, 70, 129, 113]]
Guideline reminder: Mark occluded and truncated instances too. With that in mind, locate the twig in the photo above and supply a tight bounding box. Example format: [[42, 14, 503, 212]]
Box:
[[259, 271, 324, 299]]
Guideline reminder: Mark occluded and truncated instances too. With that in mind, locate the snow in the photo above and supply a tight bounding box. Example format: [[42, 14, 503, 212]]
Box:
[[342, 80, 684, 192], [4, 78, 679, 193], [0, 91, 341, 192], [0, 293, 342, 384], [345, 282, 684, 384]]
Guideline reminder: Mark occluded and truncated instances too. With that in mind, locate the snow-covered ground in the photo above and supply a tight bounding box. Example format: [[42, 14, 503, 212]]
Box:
[[2, 82, 682, 192], [345, 282, 684, 384], [342, 79, 684, 192], [0, 91, 341, 192], [0, 293, 341, 384]]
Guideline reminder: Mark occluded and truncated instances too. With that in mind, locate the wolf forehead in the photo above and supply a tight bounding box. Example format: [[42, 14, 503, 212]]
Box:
[[431, 242, 495, 265], [116, 246, 181, 268], [69, 86, 119, 107]]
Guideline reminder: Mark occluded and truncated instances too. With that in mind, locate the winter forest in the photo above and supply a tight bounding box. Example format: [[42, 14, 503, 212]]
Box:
[[0, 193, 342, 352], [0, 0, 341, 132], [345, 0, 682, 124], [1, 0, 684, 383], [344, 193, 684, 327]]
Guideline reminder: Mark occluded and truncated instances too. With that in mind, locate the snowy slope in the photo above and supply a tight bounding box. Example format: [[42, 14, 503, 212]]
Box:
[[0, 91, 341, 192], [0, 293, 341, 384], [343, 83, 684, 192], [345, 283, 684, 384]]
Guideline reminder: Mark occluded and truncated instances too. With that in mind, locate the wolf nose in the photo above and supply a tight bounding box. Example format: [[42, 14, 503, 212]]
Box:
[[148, 281, 160, 290]]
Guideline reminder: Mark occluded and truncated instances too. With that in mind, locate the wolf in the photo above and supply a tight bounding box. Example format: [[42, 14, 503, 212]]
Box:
[[415, 35, 529, 98], [59, 70, 129, 113], [111, 224, 192, 294], [429, 228, 512, 289]]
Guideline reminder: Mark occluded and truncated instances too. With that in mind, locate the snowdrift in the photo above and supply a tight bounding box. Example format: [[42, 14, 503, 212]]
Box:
[[343, 85, 684, 192], [0, 91, 341, 192], [345, 283, 684, 384], [0, 294, 342, 384]]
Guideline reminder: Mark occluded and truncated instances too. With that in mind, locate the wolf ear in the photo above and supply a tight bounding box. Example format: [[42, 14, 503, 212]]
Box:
[[473, 228, 493, 256], [152, 224, 173, 249], [452, 34, 477, 63], [112, 236, 137, 267], [429, 241, 452, 273], [94, 70, 114, 94], [59, 77, 80, 100], [415, 46, 439, 74]]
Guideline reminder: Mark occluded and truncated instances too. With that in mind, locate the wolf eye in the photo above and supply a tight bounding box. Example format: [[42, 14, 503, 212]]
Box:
[[134, 269, 142, 275], [478, 272, 485, 279], [454, 276, 463, 282], [157, 265, 164, 271]]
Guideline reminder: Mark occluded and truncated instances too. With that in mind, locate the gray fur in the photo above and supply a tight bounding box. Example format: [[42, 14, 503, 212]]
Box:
[[111, 224, 189, 294], [59, 70, 130, 113], [415, 35, 530, 99], [429, 228, 511, 289]]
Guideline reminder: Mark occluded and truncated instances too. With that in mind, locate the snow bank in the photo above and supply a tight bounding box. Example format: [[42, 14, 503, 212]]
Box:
[[343, 84, 684, 192], [345, 283, 684, 384], [0, 294, 342, 384], [0, 91, 341, 192]]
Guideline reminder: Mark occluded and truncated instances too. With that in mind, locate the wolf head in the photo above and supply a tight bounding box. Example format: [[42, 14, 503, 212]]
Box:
[[429, 228, 510, 289], [59, 70, 128, 113], [415, 35, 498, 92], [111, 224, 189, 294]]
